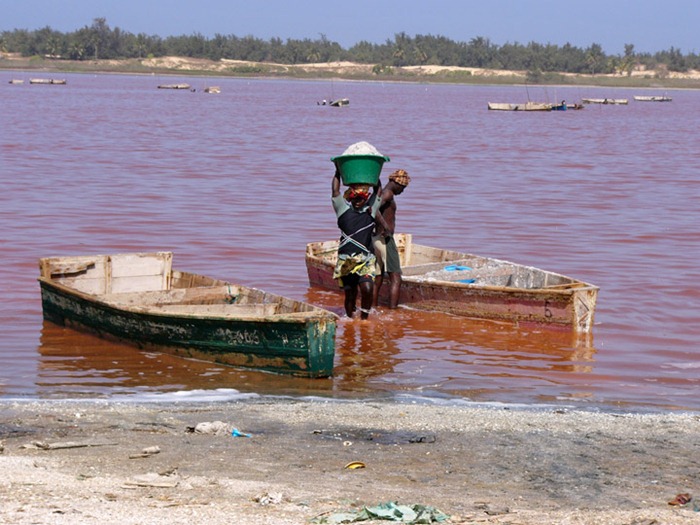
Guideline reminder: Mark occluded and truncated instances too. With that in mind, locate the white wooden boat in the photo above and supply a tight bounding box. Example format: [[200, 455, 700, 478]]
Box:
[[157, 83, 191, 90], [633, 95, 672, 102], [581, 98, 628, 105], [488, 102, 552, 111], [39, 252, 338, 377], [306, 234, 598, 333], [29, 78, 66, 85]]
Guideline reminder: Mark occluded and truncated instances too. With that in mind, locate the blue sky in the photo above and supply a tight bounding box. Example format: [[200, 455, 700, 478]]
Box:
[[2, 0, 698, 56]]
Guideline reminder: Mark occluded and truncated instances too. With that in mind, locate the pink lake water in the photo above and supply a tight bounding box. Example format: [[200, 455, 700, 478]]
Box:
[[1, 72, 699, 411]]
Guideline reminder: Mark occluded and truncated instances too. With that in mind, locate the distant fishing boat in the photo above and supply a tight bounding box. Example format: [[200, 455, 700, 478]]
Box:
[[633, 95, 672, 102], [581, 98, 628, 105], [157, 83, 191, 90], [318, 97, 350, 107], [487, 102, 552, 111], [29, 78, 66, 85]]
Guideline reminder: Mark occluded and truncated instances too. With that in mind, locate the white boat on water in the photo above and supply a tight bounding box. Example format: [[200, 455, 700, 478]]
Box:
[[581, 98, 628, 105], [633, 95, 672, 102], [487, 101, 552, 111]]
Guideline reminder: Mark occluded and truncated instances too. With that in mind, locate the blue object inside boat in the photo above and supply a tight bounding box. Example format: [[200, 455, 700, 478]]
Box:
[[444, 264, 472, 272]]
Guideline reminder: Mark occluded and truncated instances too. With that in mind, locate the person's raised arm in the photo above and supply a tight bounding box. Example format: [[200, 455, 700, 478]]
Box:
[[332, 167, 341, 198]]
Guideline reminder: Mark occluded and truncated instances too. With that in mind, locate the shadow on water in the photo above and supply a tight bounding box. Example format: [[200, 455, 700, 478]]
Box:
[[36, 320, 334, 399]]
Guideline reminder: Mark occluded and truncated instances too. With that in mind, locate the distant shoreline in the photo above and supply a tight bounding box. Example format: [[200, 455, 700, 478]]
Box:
[[3, 53, 700, 90]]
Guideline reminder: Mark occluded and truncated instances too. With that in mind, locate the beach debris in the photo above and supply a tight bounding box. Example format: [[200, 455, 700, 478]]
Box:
[[312, 501, 449, 523], [668, 493, 692, 506], [186, 421, 230, 435], [253, 491, 287, 505], [129, 445, 161, 459], [0, 440, 4, 453], [668, 492, 699, 510], [474, 501, 510, 516], [185, 421, 252, 437], [344, 461, 366, 470], [122, 471, 179, 489], [20, 440, 117, 450]]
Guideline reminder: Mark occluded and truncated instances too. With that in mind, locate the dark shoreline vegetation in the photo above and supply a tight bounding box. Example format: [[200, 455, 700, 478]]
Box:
[[2, 17, 699, 89]]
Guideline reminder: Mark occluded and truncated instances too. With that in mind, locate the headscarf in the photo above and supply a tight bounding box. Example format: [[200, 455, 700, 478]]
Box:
[[344, 185, 371, 203], [388, 169, 411, 187]]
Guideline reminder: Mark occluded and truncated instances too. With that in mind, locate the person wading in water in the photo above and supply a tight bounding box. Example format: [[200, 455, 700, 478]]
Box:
[[331, 169, 388, 319], [372, 169, 411, 309]]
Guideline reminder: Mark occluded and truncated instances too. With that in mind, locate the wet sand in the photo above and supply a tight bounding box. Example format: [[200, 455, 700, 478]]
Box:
[[1, 399, 698, 524]]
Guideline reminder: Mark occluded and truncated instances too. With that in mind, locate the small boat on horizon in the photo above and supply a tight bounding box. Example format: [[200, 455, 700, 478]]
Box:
[[318, 98, 350, 107], [157, 83, 191, 90], [581, 97, 628, 105], [487, 101, 553, 111], [633, 95, 672, 102], [29, 78, 66, 85]]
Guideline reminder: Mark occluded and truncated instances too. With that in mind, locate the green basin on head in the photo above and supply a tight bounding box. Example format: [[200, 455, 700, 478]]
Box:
[[331, 154, 390, 185]]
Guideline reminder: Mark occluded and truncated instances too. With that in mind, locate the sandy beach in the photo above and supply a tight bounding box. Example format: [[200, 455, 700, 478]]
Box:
[[3, 53, 700, 87], [1, 398, 698, 524]]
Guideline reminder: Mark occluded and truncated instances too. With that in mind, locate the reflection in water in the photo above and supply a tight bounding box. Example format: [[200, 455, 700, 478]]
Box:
[[37, 320, 334, 398], [336, 316, 403, 383], [37, 287, 596, 402], [306, 287, 597, 403]]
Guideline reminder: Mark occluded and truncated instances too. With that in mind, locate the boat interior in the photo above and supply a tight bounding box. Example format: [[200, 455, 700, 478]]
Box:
[[308, 234, 579, 290], [40, 252, 324, 317]]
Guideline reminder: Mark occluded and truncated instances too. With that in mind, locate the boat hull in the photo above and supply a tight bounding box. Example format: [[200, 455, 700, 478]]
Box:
[[306, 235, 598, 333], [488, 102, 552, 111], [39, 253, 337, 378], [581, 98, 628, 105], [633, 95, 672, 102]]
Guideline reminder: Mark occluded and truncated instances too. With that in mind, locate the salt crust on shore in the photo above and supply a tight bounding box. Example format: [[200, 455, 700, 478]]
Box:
[[1, 399, 699, 524]]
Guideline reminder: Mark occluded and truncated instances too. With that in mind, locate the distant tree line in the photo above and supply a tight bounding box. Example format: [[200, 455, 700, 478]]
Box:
[[1, 18, 698, 76]]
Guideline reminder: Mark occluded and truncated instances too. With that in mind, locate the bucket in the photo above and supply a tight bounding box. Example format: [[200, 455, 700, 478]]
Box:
[[332, 154, 390, 186]]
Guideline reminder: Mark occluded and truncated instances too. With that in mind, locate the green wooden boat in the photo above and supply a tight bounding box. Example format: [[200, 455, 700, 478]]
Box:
[[39, 252, 337, 378]]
